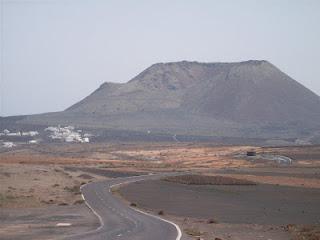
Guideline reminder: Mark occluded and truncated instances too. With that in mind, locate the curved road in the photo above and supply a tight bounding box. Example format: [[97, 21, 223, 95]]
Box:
[[65, 174, 181, 240]]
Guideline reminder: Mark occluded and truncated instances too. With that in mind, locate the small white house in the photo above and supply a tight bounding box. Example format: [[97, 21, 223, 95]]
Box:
[[65, 136, 75, 142], [7, 132, 21, 136], [23, 131, 39, 137], [3, 129, 10, 135], [3, 142, 16, 148]]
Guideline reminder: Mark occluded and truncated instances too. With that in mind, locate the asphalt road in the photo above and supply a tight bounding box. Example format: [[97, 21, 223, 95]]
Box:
[[65, 174, 181, 240]]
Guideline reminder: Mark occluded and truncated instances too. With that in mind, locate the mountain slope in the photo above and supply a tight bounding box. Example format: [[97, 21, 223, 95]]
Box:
[[20, 60, 320, 139]]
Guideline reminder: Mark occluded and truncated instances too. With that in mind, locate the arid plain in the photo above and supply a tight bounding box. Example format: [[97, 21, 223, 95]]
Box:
[[1, 143, 319, 240]]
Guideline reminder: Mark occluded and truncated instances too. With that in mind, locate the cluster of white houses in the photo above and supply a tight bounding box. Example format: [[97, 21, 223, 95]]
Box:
[[45, 126, 90, 143], [2, 142, 16, 148], [0, 129, 39, 137], [0, 126, 91, 148], [0, 129, 40, 147]]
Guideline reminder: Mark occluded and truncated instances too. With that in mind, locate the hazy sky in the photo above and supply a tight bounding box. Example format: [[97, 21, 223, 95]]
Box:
[[1, 0, 320, 116]]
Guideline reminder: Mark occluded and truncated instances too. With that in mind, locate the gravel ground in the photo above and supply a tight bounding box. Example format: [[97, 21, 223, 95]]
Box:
[[0, 205, 99, 240], [119, 180, 320, 225]]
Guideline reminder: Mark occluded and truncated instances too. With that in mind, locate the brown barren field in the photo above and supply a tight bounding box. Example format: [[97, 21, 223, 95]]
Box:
[[0, 143, 320, 240], [164, 174, 256, 185]]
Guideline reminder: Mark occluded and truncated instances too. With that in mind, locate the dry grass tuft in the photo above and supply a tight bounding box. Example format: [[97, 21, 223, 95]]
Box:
[[184, 228, 202, 236]]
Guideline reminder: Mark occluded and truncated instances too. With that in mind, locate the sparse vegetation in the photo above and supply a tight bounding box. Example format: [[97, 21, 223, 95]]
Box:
[[58, 202, 68, 206], [64, 185, 81, 194], [111, 187, 119, 194], [207, 218, 218, 224], [184, 228, 202, 237], [130, 202, 137, 207], [164, 174, 256, 185], [0, 165, 90, 208], [247, 151, 256, 156], [158, 210, 164, 215], [286, 224, 320, 240], [0, 193, 16, 207], [73, 199, 84, 205]]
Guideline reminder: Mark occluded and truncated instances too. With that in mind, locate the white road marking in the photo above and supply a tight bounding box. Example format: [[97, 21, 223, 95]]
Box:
[[134, 208, 182, 240], [67, 173, 181, 240], [56, 223, 72, 227], [110, 179, 182, 240], [80, 186, 104, 232]]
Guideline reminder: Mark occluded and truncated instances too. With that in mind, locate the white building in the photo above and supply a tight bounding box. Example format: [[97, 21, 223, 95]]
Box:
[[3, 129, 10, 134], [45, 125, 92, 143], [3, 142, 16, 148], [22, 131, 39, 137]]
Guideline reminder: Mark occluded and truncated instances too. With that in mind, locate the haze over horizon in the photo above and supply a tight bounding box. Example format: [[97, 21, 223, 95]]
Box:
[[1, 0, 320, 117]]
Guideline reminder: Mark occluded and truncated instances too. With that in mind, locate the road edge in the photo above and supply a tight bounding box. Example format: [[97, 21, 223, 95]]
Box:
[[66, 175, 183, 240], [81, 186, 104, 231], [110, 181, 182, 240], [133, 208, 182, 240]]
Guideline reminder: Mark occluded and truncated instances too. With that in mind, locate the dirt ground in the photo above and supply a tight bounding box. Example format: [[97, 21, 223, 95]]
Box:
[[119, 179, 320, 240], [0, 205, 99, 240], [0, 164, 108, 208], [1, 143, 319, 169], [0, 143, 320, 240], [0, 143, 255, 169], [119, 180, 320, 225]]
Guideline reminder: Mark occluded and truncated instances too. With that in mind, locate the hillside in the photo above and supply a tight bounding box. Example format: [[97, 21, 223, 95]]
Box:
[[15, 60, 320, 141]]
